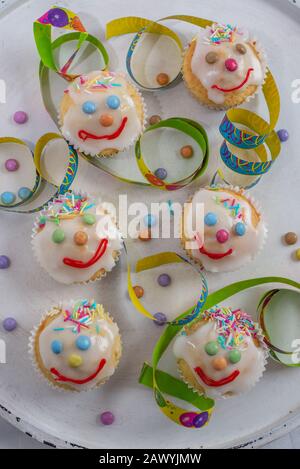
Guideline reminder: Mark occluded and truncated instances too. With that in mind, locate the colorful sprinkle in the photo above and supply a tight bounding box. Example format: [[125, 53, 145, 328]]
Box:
[[207, 23, 237, 45]]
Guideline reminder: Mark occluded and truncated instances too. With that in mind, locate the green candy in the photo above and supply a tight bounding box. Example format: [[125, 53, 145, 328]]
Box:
[[52, 228, 65, 244], [204, 341, 219, 356], [83, 213, 96, 225], [228, 349, 241, 364]]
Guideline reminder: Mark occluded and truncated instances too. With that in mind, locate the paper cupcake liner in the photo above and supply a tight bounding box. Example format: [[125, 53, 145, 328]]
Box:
[[180, 184, 268, 273], [176, 316, 269, 400], [179, 31, 268, 112], [31, 190, 123, 285], [58, 76, 147, 158], [28, 301, 122, 393]]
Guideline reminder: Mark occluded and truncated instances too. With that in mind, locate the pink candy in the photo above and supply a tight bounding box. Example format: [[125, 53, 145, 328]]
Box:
[[225, 58, 238, 72], [216, 229, 229, 243]]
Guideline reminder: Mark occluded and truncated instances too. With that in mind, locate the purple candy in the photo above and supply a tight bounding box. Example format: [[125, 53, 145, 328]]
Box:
[[0, 255, 10, 269], [179, 412, 198, 428], [48, 8, 69, 27], [277, 129, 289, 142], [5, 159, 19, 172], [154, 168, 167, 180], [193, 412, 209, 428], [13, 111, 28, 124], [157, 273, 171, 287], [100, 411, 115, 425], [153, 312, 167, 326], [3, 317, 17, 332]]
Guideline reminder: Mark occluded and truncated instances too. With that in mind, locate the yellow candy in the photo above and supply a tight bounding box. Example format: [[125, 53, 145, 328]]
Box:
[[68, 354, 83, 368], [296, 249, 300, 261]]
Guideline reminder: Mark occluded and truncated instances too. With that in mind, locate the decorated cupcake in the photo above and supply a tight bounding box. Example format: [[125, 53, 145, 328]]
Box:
[[181, 186, 266, 272], [183, 23, 266, 109], [59, 70, 145, 156], [29, 299, 122, 392], [173, 306, 267, 399], [32, 192, 122, 284]]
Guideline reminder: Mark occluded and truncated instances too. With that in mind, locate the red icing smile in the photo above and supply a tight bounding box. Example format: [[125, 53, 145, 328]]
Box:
[[194, 366, 240, 387], [199, 245, 233, 260], [63, 238, 108, 269], [51, 358, 106, 385], [211, 68, 254, 92], [78, 117, 128, 141]]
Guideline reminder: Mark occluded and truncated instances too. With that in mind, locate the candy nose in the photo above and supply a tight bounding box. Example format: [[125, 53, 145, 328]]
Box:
[[212, 357, 228, 371], [100, 113, 114, 127], [216, 229, 229, 244], [225, 58, 238, 72], [74, 231, 88, 246]]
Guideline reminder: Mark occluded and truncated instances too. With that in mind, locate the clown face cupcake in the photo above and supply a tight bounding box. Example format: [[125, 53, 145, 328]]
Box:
[[59, 70, 145, 156], [29, 299, 121, 392], [181, 186, 266, 272], [173, 306, 267, 399], [183, 23, 266, 109], [32, 192, 122, 284]]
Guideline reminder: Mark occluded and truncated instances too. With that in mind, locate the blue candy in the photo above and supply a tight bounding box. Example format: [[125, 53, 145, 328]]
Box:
[[1, 191, 16, 205], [204, 212, 217, 226], [106, 95, 120, 110], [82, 101, 97, 114], [76, 335, 91, 351], [18, 187, 32, 200], [235, 222, 246, 236], [51, 340, 63, 354]]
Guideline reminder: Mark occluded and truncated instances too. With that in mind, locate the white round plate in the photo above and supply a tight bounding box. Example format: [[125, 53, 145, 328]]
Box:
[[0, 0, 300, 449]]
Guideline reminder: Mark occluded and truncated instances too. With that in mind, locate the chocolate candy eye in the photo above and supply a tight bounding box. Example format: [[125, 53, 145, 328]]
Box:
[[205, 52, 218, 64], [51, 340, 63, 354], [83, 213, 96, 225], [82, 101, 97, 114], [204, 341, 219, 356], [106, 95, 121, 110], [228, 349, 241, 363], [236, 43, 247, 55], [52, 228, 65, 244], [204, 212, 217, 226], [235, 222, 246, 236]]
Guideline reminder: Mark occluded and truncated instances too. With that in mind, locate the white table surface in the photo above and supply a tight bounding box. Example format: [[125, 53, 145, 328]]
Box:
[[0, 0, 300, 450]]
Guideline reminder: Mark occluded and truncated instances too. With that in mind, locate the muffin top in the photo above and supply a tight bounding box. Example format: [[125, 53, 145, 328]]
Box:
[[190, 23, 265, 104], [60, 70, 144, 156], [32, 192, 122, 284]]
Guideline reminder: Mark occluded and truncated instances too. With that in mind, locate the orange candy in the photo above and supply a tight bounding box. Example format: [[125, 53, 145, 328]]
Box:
[[100, 114, 114, 127]]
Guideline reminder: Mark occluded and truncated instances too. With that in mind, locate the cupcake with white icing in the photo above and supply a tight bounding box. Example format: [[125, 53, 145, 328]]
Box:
[[181, 185, 267, 272], [32, 192, 123, 284], [173, 306, 267, 399], [183, 23, 266, 109], [29, 299, 122, 392], [59, 70, 145, 156]]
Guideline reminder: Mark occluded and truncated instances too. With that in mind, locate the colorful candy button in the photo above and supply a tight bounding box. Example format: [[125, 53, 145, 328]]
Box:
[[76, 335, 91, 351], [5, 159, 19, 172], [149, 115, 161, 126], [133, 285, 144, 299], [106, 95, 120, 110], [216, 229, 229, 243], [153, 312, 167, 326], [157, 273, 171, 287], [18, 187, 32, 200], [235, 222, 246, 236], [0, 255, 10, 269], [2, 317, 17, 332], [154, 168, 167, 180], [51, 340, 63, 354], [82, 101, 97, 114], [1, 191, 16, 205], [180, 145, 194, 159], [204, 212, 217, 226], [295, 248, 300, 261], [68, 354, 83, 368], [156, 73, 170, 86], [13, 111, 28, 124], [193, 412, 209, 428], [100, 113, 114, 127], [143, 214, 156, 227], [284, 232, 298, 245], [83, 213, 96, 225], [52, 228, 65, 244], [100, 411, 115, 425], [228, 349, 241, 364], [205, 341, 219, 356], [277, 129, 289, 142], [74, 231, 88, 246]]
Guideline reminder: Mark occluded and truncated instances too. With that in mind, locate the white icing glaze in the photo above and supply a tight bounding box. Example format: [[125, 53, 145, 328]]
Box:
[[191, 24, 264, 104], [182, 187, 266, 272], [173, 311, 266, 399], [60, 70, 143, 155], [38, 300, 120, 391], [32, 193, 123, 284]]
